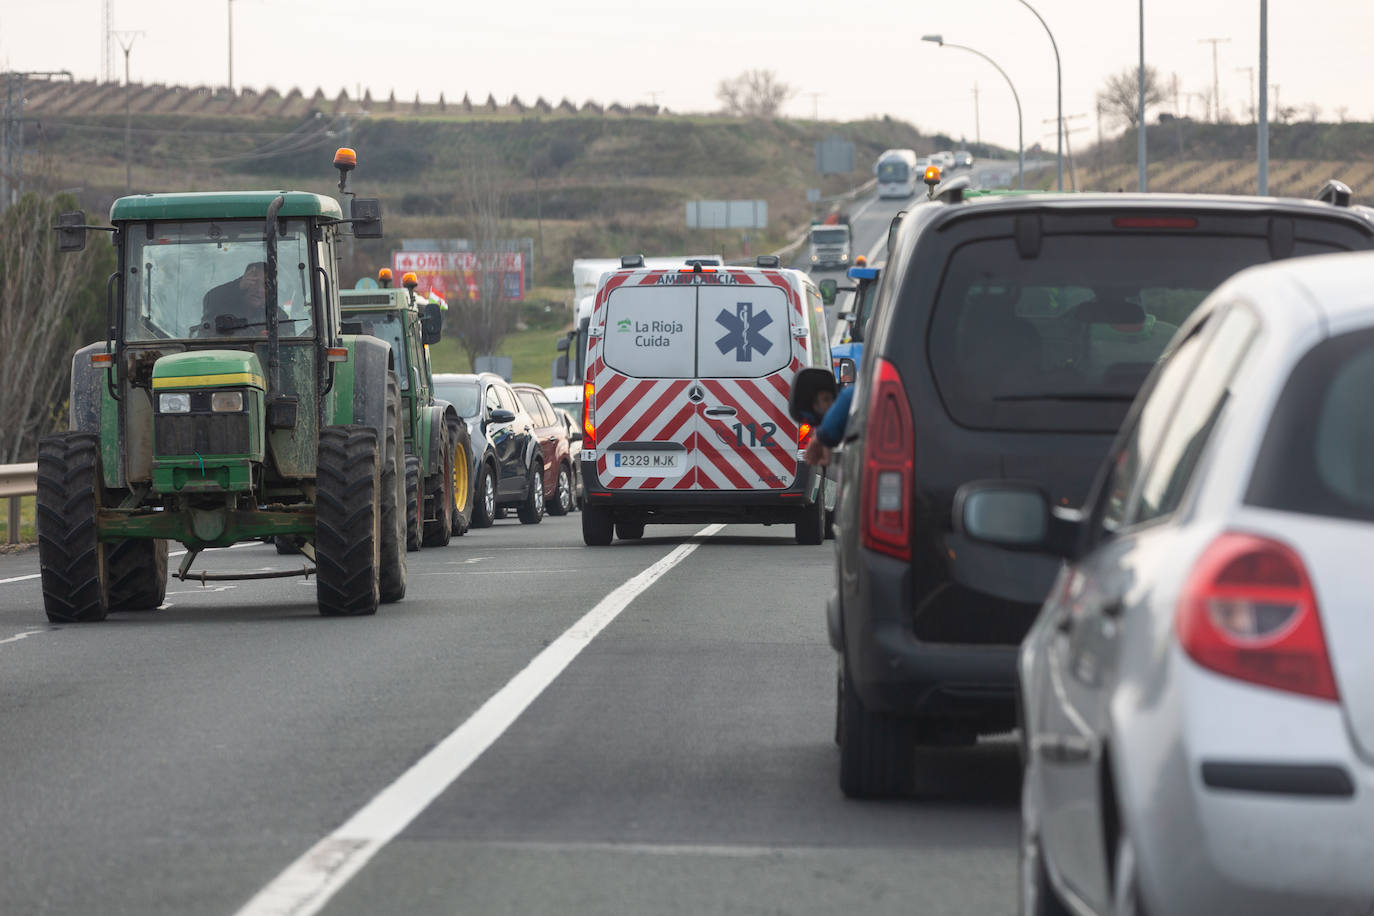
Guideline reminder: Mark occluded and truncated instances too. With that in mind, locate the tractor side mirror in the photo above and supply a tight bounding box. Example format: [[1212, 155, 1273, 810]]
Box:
[[421, 302, 443, 344], [556, 336, 571, 353], [554, 353, 569, 381], [56, 211, 88, 252], [351, 198, 384, 239], [818, 278, 838, 306]]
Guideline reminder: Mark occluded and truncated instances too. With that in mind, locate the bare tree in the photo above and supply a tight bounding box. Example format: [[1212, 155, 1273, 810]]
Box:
[[0, 192, 114, 461], [1097, 65, 1167, 128], [449, 149, 515, 371], [716, 69, 795, 118]]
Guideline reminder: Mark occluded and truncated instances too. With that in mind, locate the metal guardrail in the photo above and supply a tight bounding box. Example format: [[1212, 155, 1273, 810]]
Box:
[[0, 462, 37, 545]]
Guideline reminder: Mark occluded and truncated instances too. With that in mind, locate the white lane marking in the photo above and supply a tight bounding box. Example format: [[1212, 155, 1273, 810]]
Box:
[[0, 628, 43, 646], [235, 523, 725, 916]]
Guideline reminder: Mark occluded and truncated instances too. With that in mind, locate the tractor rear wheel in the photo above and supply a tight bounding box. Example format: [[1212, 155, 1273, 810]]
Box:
[[315, 425, 381, 617], [405, 456, 422, 552], [36, 433, 109, 623], [422, 436, 454, 547], [107, 538, 169, 610]]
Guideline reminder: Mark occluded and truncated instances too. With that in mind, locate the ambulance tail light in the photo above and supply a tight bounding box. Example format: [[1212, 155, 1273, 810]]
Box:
[[582, 380, 596, 448], [860, 357, 912, 560]]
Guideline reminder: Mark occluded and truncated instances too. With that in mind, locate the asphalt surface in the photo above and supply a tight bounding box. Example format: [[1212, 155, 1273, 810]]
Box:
[[0, 189, 1022, 916]]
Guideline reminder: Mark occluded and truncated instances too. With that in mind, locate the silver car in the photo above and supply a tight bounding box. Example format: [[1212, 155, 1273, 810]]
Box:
[[955, 250, 1374, 916]]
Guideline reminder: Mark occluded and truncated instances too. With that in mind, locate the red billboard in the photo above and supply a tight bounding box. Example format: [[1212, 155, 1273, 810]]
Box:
[[390, 250, 525, 301]]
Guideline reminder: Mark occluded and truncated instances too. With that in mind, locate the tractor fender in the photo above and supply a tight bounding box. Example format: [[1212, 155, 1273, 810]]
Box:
[[70, 341, 123, 490], [423, 403, 466, 478], [330, 335, 395, 448]]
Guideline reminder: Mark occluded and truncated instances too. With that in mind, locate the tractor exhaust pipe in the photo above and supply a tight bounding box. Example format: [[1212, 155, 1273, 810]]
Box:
[[263, 194, 286, 397]]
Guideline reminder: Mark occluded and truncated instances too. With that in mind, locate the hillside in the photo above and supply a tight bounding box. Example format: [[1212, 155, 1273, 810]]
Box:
[[16, 80, 998, 291]]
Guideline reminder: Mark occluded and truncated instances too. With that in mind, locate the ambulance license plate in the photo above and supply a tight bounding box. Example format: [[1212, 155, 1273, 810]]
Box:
[[610, 451, 681, 475]]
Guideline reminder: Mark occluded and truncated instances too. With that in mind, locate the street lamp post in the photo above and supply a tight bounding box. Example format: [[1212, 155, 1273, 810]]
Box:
[[923, 35, 1023, 189], [1015, 0, 1062, 191]]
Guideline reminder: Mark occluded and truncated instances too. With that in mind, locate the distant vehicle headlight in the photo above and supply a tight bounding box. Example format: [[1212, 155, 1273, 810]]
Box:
[[211, 391, 244, 413], [159, 393, 191, 414]]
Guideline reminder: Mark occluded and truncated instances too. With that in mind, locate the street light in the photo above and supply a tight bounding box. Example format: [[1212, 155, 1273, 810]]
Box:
[[922, 35, 1023, 189], [1014, 0, 1062, 191]]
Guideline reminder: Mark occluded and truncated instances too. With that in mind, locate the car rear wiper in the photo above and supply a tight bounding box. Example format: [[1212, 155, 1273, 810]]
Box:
[[992, 391, 1136, 402]]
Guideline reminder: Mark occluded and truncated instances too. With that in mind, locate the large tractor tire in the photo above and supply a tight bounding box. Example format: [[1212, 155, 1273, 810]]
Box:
[[448, 418, 472, 537], [422, 436, 454, 548], [315, 425, 382, 617], [470, 460, 497, 529], [517, 460, 545, 525], [107, 538, 169, 610], [36, 433, 109, 623], [404, 456, 422, 552], [379, 374, 407, 603]]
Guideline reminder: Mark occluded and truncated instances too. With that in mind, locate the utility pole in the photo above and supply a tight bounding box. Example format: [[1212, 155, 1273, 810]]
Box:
[[973, 83, 980, 147], [646, 89, 664, 109], [1199, 37, 1230, 121], [115, 31, 144, 194], [1137, 0, 1147, 191], [1236, 66, 1255, 122], [1258, 0, 1269, 194], [1044, 114, 1086, 190], [227, 0, 236, 94], [101, 0, 115, 82], [1, 70, 75, 213], [806, 91, 822, 120]]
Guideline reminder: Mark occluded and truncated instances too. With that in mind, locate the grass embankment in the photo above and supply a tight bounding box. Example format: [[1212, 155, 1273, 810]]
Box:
[[0, 495, 35, 545]]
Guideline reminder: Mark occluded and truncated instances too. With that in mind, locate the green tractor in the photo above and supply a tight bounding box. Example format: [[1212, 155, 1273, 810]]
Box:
[[338, 272, 473, 551], [39, 149, 408, 620]]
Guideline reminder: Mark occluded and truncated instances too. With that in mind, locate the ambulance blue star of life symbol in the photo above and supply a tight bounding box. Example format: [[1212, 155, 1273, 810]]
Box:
[[716, 302, 773, 362]]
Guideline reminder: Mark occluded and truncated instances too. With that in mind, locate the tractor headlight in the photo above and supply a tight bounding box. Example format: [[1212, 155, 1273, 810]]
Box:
[[211, 391, 244, 413], [159, 393, 191, 414]]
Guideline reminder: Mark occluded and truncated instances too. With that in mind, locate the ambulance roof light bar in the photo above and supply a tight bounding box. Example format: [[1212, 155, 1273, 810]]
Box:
[[620, 254, 645, 268]]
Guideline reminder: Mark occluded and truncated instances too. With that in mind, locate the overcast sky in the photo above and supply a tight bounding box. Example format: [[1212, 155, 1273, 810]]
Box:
[[2, 0, 1370, 153]]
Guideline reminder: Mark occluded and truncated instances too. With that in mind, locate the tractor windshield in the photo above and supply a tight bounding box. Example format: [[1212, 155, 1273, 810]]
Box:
[[124, 219, 316, 342]]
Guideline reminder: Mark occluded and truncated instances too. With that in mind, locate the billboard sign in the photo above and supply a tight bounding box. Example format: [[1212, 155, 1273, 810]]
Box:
[[686, 200, 768, 230], [391, 250, 525, 301]]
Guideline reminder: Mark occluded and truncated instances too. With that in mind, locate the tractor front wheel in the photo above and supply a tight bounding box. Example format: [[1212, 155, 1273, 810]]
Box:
[[107, 538, 169, 610], [36, 433, 109, 623], [404, 456, 422, 552], [315, 425, 382, 617]]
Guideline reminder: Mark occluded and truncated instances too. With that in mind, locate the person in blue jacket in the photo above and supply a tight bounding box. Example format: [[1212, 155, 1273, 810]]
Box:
[[799, 379, 853, 467]]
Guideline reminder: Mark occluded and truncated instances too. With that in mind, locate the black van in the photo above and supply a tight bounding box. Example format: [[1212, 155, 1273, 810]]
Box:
[[830, 183, 1374, 797]]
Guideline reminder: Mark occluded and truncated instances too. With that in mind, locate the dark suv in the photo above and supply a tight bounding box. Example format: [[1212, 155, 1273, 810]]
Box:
[[831, 182, 1374, 797], [433, 372, 546, 527]]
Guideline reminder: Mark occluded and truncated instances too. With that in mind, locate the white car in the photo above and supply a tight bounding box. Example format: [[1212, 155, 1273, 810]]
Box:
[[956, 249, 1374, 915]]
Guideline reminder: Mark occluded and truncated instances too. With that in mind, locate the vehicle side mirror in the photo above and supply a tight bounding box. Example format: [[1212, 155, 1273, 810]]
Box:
[[553, 353, 569, 380], [556, 336, 571, 353], [489, 408, 516, 423], [56, 210, 87, 252], [351, 198, 384, 239], [421, 302, 442, 344], [818, 278, 837, 306]]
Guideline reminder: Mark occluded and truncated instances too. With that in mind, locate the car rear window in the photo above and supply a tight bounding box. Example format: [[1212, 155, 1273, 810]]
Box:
[[1246, 327, 1374, 522], [928, 233, 1344, 433], [602, 281, 792, 380]]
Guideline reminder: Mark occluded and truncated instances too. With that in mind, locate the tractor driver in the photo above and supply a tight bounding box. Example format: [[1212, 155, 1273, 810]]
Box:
[[197, 262, 291, 337]]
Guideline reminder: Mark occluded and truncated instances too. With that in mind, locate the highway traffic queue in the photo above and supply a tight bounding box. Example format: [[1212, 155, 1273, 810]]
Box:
[[33, 144, 1374, 916]]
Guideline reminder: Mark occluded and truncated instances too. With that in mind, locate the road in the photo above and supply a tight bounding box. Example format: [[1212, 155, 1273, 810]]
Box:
[[0, 191, 1019, 916]]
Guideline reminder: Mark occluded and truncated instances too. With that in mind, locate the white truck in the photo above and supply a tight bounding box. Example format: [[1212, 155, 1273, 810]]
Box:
[[552, 255, 721, 386]]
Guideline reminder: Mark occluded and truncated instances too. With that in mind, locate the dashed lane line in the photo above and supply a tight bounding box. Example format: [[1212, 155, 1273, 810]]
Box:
[[234, 524, 725, 916]]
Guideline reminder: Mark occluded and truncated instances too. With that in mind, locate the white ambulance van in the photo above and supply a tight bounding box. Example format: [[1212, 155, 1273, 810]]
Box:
[[580, 255, 835, 545]]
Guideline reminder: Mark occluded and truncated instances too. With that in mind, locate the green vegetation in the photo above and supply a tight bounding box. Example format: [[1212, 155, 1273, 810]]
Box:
[[0, 495, 36, 545]]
